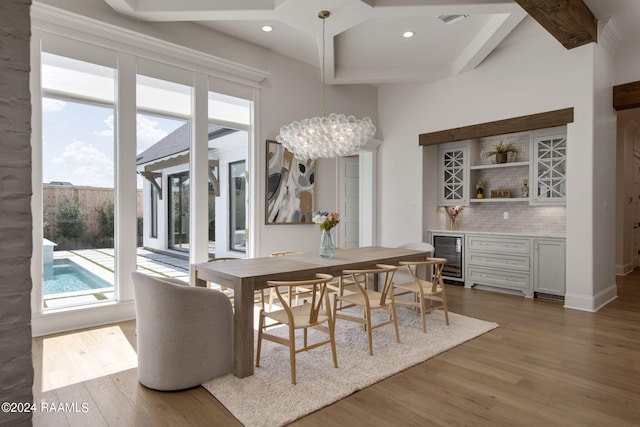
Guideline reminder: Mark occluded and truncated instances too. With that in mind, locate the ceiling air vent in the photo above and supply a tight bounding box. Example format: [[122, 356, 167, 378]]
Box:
[[437, 14, 470, 25]]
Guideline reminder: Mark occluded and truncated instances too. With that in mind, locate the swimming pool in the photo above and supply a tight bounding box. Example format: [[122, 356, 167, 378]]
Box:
[[44, 259, 113, 295]]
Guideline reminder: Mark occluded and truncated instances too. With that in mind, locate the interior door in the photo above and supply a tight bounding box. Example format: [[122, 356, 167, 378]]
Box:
[[339, 157, 359, 248]]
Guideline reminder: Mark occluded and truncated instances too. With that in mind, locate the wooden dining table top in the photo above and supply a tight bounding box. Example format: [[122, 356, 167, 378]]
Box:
[[195, 246, 430, 289]]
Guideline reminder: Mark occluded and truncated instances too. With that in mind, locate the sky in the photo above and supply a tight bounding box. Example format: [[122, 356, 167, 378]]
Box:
[[42, 98, 184, 188]]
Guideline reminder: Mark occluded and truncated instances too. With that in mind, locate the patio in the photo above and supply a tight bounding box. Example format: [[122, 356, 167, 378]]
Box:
[[43, 247, 192, 308]]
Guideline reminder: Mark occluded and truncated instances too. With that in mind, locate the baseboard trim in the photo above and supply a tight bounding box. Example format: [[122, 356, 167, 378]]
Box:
[[615, 262, 633, 276], [564, 283, 618, 312]]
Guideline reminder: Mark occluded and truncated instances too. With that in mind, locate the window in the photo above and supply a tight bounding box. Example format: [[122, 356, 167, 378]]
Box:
[[31, 20, 259, 334], [40, 52, 116, 310]]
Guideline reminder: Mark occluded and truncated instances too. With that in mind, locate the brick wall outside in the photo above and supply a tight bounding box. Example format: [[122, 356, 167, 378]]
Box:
[[0, 0, 33, 426]]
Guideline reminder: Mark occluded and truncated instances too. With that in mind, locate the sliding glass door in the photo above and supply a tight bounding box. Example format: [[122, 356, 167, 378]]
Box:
[[168, 172, 190, 251]]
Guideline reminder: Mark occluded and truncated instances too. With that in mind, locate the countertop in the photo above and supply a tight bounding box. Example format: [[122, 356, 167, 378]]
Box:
[[428, 229, 565, 239]]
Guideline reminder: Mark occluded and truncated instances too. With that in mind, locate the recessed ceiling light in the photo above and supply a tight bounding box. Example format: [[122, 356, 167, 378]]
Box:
[[262, 25, 273, 32], [402, 31, 415, 38]]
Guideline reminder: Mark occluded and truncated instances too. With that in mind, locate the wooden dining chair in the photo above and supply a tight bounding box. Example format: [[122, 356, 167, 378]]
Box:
[[333, 264, 399, 356], [268, 251, 309, 310], [207, 257, 264, 309], [393, 257, 449, 333], [256, 273, 338, 384]]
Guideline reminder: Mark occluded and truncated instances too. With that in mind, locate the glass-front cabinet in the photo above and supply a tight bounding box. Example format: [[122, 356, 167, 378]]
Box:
[[531, 128, 567, 205], [438, 142, 470, 206]]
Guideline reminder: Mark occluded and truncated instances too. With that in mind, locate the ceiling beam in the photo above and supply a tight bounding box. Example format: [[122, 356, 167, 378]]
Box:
[[613, 81, 640, 111], [514, 0, 597, 49], [419, 108, 574, 146]]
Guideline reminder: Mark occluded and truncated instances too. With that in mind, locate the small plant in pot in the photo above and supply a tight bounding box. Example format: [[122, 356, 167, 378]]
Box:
[[484, 141, 519, 164]]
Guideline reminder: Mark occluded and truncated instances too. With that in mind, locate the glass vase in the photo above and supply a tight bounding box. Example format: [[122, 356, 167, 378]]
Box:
[[320, 228, 335, 258], [448, 217, 457, 230]]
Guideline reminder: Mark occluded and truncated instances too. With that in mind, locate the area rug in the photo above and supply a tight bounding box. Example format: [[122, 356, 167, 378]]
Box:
[[202, 308, 498, 427]]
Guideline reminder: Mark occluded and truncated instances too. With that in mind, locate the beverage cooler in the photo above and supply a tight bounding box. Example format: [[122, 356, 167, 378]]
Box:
[[431, 233, 464, 284]]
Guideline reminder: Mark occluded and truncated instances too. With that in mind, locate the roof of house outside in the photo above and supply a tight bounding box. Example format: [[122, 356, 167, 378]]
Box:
[[136, 123, 236, 166]]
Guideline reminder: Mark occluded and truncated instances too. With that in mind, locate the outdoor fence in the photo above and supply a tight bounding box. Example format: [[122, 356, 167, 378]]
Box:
[[43, 185, 143, 238]]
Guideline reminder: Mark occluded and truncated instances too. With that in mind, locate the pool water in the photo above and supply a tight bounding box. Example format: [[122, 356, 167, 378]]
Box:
[[44, 259, 112, 295]]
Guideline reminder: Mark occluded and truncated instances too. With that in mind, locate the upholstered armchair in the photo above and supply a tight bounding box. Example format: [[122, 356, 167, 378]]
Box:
[[131, 271, 233, 391]]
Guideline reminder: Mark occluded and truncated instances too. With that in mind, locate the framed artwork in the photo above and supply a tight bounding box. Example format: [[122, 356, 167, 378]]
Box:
[[266, 140, 315, 224]]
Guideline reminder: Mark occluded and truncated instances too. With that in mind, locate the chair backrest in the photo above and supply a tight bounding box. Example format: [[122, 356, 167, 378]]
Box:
[[400, 257, 447, 292], [208, 257, 240, 262], [342, 264, 397, 305], [131, 271, 233, 390], [266, 273, 333, 324], [271, 251, 300, 256], [397, 241, 435, 254]]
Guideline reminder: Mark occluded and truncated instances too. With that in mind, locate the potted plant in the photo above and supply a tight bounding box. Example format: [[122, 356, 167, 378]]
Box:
[[484, 141, 519, 164]]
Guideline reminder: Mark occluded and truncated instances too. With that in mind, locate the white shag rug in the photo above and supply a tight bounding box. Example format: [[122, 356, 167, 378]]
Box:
[[202, 308, 498, 427]]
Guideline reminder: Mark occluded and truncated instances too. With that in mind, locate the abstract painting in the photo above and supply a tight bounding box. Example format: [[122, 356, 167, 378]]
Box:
[[266, 140, 315, 224]]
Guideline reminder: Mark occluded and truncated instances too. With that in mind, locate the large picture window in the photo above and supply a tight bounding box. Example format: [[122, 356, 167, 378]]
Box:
[[31, 18, 258, 335], [40, 52, 116, 311]]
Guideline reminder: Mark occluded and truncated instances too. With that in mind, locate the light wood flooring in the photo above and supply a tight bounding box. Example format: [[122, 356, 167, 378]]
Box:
[[32, 273, 640, 426]]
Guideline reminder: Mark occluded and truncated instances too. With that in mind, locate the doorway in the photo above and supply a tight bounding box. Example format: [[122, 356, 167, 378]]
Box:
[[339, 157, 360, 248], [168, 172, 190, 251]]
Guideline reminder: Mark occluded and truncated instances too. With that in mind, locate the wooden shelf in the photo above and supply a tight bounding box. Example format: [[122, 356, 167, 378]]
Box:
[[470, 197, 529, 203], [470, 161, 529, 170]]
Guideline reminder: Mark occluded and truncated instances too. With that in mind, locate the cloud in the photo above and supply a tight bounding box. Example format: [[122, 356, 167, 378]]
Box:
[[52, 140, 114, 187], [93, 114, 169, 154], [42, 98, 66, 113], [94, 115, 114, 138], [136, 115, 169, 153]]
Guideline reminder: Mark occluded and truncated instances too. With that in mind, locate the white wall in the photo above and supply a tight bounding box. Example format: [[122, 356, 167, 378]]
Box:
[[257, 51, 378, 256], [378, 18, 617, 311], [614, 36, 640, 85], [591, 34, 617, 307]]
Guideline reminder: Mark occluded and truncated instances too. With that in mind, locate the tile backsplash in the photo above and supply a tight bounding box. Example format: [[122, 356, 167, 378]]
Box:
[[439, 203, 566, 236]]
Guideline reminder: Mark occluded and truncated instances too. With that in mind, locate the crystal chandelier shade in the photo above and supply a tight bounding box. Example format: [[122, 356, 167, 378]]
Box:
[[275, 10, 376, 160], [277, 113, 376, 160]]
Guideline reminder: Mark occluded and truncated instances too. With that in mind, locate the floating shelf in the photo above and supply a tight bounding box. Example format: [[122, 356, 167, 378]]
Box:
[[470, 197, 529, 203], [470, 161, 529, 170]]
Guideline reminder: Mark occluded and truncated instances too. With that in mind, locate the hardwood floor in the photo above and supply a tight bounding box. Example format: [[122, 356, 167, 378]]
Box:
[[33, 274, 640, 426]]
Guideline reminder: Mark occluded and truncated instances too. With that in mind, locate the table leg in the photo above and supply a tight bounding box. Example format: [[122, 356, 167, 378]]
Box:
[[233, 278, 255, 378]]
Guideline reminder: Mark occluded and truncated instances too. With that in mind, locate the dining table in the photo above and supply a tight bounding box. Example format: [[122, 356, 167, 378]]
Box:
[[193, 246, 431, 378]]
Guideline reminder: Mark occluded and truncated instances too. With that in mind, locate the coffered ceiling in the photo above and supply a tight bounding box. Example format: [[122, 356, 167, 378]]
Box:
[[103, 0, 640, 85]]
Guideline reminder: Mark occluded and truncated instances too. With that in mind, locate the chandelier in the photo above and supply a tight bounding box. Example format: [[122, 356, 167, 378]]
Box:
[[276, 10, 376, 160]]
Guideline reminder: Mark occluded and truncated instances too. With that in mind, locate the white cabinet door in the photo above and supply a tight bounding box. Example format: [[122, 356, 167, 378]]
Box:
[[531, 128, 567, 206], [533, 238, 566, 296], [438, 142, 469, 206]]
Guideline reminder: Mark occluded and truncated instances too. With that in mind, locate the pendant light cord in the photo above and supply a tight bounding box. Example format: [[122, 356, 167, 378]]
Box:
[[319, 10, 330, 118]]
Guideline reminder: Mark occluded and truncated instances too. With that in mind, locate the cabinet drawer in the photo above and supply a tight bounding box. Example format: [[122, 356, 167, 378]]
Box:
[[466, 252, 530, 272], [466, 235, 530, 255], [467, 267, 531, 290]]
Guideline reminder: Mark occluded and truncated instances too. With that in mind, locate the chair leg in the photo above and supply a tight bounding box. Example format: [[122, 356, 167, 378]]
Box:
[[419, 295, 427, 333], [329, 317, 338, 369], [256, 311, 265, 367], [289, 326, 297, 385], [391, 302, 400, 344], [442, 292, 450, 326], [365, 309, 374, 356]]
